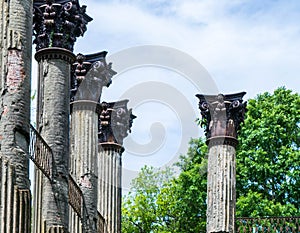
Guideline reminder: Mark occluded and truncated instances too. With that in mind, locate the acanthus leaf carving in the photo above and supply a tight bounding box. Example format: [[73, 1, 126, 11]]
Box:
[[196, 92, 247, 140], [70, 52, 116, 102], [98, 100, 136, 145], [33, 0, 92, 51]]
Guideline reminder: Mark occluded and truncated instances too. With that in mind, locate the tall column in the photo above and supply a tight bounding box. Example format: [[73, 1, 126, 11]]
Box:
[[71, 101, 99, 233], [35, 48, 75, 232], [69, 52, 116, 233], [32, 1, 92, 232], [98, 100, 136, 233], [196, 92, 247, 233], [0, 0, 32, 231]]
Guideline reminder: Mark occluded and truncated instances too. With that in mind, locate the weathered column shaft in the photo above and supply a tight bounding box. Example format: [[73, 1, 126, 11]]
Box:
[[97, 100, 135, 233], [69, 52, 116, 232], [33, 165, 44, 233], [98, 145, 122, 233], [70, 51, 116, 232], [32, 1, 92, 231], [207, 145, 236, 232], [0, 159, 31, 233], [0, 0, 32, 232], [68, 205, 83, 233], [35, 49, 75, 231], [71, 106, 98, 179], [71, 102, 99, 232], [0, 0, 32, 187], [196, 92, 246, 233]]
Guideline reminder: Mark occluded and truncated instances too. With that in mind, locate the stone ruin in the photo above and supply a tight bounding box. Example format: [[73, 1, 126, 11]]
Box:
[[0, 1, 247, 233]]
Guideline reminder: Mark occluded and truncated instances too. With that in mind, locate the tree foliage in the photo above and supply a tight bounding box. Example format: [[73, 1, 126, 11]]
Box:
[[122, 87, 300, 232], [122, 166, 174, 232], [156, 138, 208, 232], [236, 87, 300, 216]]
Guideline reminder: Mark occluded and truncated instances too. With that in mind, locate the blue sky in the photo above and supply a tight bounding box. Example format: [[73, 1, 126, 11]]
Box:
[[70, 0, 300, 190]]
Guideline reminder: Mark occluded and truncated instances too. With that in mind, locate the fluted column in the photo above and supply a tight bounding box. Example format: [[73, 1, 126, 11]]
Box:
[[69, 52, 116, 233], [0, 158, 31, 233], [71, 102, 99, 232], [98, 100, 136, 233], [32, 1, 92, 232], [0, 0, 32, 231], [196, 92, 247, 233]]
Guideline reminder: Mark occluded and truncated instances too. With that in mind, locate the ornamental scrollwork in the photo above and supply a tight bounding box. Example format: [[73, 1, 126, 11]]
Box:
[[33, 0, 92, 51], [196, 92, 247, 139], [70, 52, 116, 102], [98, 101, 136, 145]]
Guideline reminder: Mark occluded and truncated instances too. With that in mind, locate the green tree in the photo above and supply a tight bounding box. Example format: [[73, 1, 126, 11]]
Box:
[[122, 138, 208, 233], [236, 87, 300, 216], [122, 166, 174, 233], [157, 138, 208, 232], [122, 87, 300, 232]]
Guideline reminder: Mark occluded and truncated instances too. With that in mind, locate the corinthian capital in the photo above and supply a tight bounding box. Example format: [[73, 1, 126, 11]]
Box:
[[33, 0, 92, 51], [98, 100, 136, 145], [70, 51, 117, 102], [196, 92, 247, 144]]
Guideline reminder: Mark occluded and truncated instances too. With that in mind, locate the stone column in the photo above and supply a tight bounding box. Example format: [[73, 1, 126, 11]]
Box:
[[0, 0, 32, 231], [35, 48, 75, 232], [196, 92, 247, 233], [69, 52, 116, 233], [32, 1, 92, 232], [98, 100, 136, 233], [71, 101, 99, 233]]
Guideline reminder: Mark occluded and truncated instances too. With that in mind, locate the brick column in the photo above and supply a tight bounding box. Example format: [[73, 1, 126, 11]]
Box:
[[34, 48, 75, 231], [0, 0, 32, 231], [98, 100, 136, 233], [32, 1, 92, 232], [196, 93, 247, 233], [69, 52, 115, 233]]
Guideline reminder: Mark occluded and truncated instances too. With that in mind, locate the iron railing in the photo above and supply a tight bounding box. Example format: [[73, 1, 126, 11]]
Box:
[[68, 174, 83, 218], [29, 124, 54, 181], [69, 174, 95, 232], [236, 216, 300, 232]]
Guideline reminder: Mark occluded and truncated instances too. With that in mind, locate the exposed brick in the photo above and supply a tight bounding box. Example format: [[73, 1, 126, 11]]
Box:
[[0, 0, 32, 232], [7, 49, 25, 93]]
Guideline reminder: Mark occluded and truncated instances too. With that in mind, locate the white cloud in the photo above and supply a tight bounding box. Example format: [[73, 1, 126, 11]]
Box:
[[76, 0, 300, 110], [77, 0, 300, 87], [75, 0, 300, 186]]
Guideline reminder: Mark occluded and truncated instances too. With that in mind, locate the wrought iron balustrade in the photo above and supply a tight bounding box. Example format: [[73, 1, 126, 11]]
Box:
[[236, 216, 300, 232], [68, 174, 83, 218], [29, 124, 54, 181]]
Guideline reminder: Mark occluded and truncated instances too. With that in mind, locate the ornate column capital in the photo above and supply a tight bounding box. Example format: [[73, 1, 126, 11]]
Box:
[[70, 52, 116, 102], [98, 100, 136, 145], [33, 0, 92, 51], [196, 92, 247, 146]]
